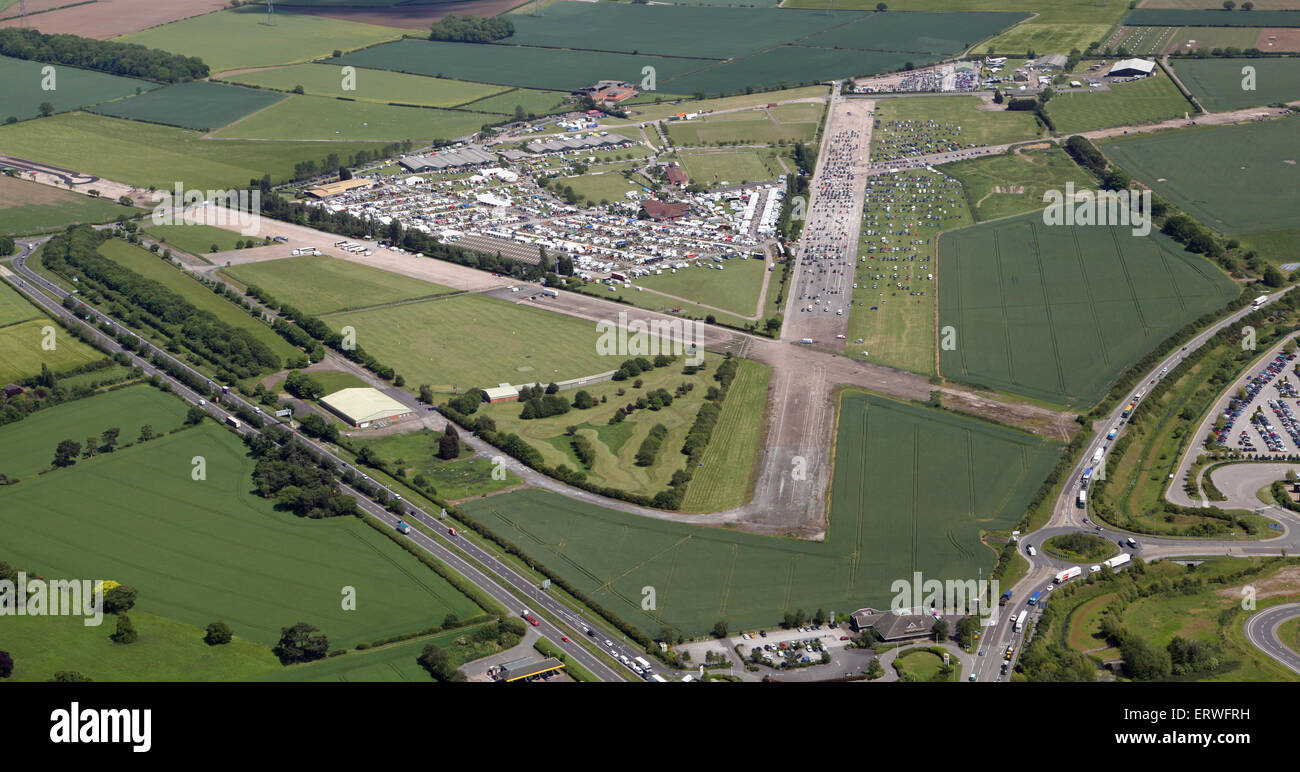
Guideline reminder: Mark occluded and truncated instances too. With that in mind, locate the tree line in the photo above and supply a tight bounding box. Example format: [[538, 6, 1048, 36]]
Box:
[[0, 28, 208, 83], [429, 15, 515, 43]]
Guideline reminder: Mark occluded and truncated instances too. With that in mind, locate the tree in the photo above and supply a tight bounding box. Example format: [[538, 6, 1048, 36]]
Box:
[[273, 622, 329, 664], [1243, 1, 1254, 8], [204, 621, 233, 645], [955, 616, 977, 648], [50, 671, 91, 682], [712, 619, 729, 639], [103, 584, 138, 614], [443, 612, 460, 629], [1223, 0, 1235, 8], [876, 1, 887, 8], [865, 657, 884, 679], [933, 618, 950, 642], [186, 406, 207, 425], [101, 427, 121, 453], [0, 650, 12, 678], [419, 384, 434, 404], [82, 436, 98, 459], [111, 613, 138, 644], [138, 424, 154, 442], [417, 642, 467, 681], [438, 423, 460, 460], [53, 439, 81, 468], [38, 101, 54, 117], [1263, 264, 1285, 288]]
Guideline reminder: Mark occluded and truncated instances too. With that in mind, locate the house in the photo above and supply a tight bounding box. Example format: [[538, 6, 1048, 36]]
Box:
[[574, 80, 638, 104], [2, 384, 24, 398], [850, 608, 936, 641], [664, 164, 688, 187], [641, 200, 689, 221]]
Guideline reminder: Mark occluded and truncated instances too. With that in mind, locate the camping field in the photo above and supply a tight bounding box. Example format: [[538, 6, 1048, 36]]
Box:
[[0, 174, 138, 236], [1101, 115, 1300, 235], [0, 55, 158, 122], [0, 421, 484, 648], [221, 256, 458, 315], [216, 63, 510, 108], [461, 393, 1060, 636], [666, 106, 822, 147], [1171, 57, 1300, 111], [211, 95, 491, 142], [870, 95, 1043, 158], [937, 211, 1239, 408], [323, 293, 616, 392], [0, 112, 388, 190], [940, 144, 1096, 222], [1046, 70, 1191, 133], [88, 81, 286, 132], [633, 257, 769, 318]]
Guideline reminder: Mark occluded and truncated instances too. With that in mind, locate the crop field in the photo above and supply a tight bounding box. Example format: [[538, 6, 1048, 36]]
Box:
[[476, 353, 724, 496], [462, 393, 1059, 636], [1102, 116, 1300, 234], [335, 39, 700, 92], [88, 81, 286, 132], [222, 256, 458, 315], [455, 87, 572, 117], [1140, 0, 1300, 8], [1046, 70, 1190, 133], [211, 95, 490, 142], [115, 6, 409, 74], [217, 63, 510, 108], [938, 211, 1238, 407], [0, 423, 484, 648], [1172, 57, 1300, 110], [1163, 26, 1265, 53], [0, 278, 41, 326], [98, 239, 302, 363], [0, 174, 137, 236], [986, 22, 1116, 56], [0, 319, 102, 384], [1126, 9, 1300, 26], [666, 108, 821, 147], [349, 429, 523, 501], [0, 55, 158, 122], [0, 112, 389, 190], [940, 144, 1098, 222], [0, 385, 190, 481], [679, 359, 771, 513], [634, 256, 768, 318], [675, 149, 789, 187], [798, 10, 1029, 53], [662, 47, 923, 97], [146, 223, 265, 256], [324, 293, 616, 391]]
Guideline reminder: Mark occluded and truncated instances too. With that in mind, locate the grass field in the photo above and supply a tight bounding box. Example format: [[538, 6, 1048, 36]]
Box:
[[462, 393, 1059, 635], [1, 611, 281, 682], [98, 239, 301, 363], [666, 106, 821, 147], [324, 293, 616, 391], [212, 95, 491, 142], [217, 63, 510, 107], [634, 257, 768, 318], [455, 87, 572, 117], [221, 256, 458, 315], [1171, 56, 1300, 111], [679, 359, 771, 512], [252, 624, 500, 682], [115, 6, 408, 74], [349, 429, 523, 501], [0, 422, 484, 648], [0, 55, 158, 122], [675, 149, 789, 187], [146, 223, 267, 256], [615, 86, 829, 123], [0, 278, 43, 327], [940, 144, 1097, 222], [0, 385, 191, 481], [88, 81, 286, 132], [0, 175, 138, 236], [938, 211, 1238, 408], [0, 112, 388, 190], [560, 171, 641, 207], [272, 369, 369, 396], [1102, 115, 1300, 235], [1046, 70, 1191, 133], [894, 648, 959, 680], [0, 314, 103, 385]]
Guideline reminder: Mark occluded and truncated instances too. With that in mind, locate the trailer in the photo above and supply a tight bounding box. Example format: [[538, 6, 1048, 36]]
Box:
[[1103, 553, 1132, 571], [1014, 610, 1028, 632], [1091, 447, 1104, 465], [225, 416, 240, 429], [1054, 566, 1083, 584], [1077, 489, 1087, 508], [1027, 591, 1041, 606], [542, 287, 559, 298], [1253, 294, 1269, 309]]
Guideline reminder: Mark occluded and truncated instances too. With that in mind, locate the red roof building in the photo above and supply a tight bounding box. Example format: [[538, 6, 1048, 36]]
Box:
[[641, 200, 689, 221]]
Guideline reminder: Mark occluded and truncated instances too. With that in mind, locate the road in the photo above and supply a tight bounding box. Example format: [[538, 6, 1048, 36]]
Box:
[[1242, 603, 1300, 675], [4, 236, 659, 683]]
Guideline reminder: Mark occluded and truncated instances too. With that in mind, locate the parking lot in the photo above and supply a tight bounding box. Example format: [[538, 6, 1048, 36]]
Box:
[[1211, 347, 1300, 455]]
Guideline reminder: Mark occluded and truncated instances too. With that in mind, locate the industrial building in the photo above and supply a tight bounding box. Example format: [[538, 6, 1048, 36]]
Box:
[[1031, 53, 1069, 70], [319, 387, 414, 428], [523, 133, 631, 155], [399, 145, 497, 173], [1107, 58, 1157, 77]]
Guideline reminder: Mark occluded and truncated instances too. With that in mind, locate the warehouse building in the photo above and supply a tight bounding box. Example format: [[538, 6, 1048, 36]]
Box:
[[399, 145, 497, 173], [1107, 58, 1157, 78], [523, 133, 631, 155], [320, 387, 414, 428], [1031, 53, 1068, 71], [482, 383, 519, 403], [306, 178, 378, 200]]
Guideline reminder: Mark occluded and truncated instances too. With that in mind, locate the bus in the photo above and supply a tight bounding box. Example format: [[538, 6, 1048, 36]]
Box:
[[1027, 591, 1042, 606]]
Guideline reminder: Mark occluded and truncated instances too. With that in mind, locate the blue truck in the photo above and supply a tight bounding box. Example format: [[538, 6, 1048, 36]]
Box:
[[999, 590, 1013, 606], [1027, 591, 1042, 606]]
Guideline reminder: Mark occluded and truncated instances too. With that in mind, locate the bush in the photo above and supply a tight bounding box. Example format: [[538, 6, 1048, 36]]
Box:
[[204, 621, 233, 645]]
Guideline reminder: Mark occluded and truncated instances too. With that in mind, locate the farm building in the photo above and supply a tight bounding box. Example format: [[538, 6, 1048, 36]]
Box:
[[1031, 54, 1068, 70], [573, 80, 637, 104], [319, 387, 414, 428], [483, 383, 520, 403], [850, 608, 936, 641], [664, 163, 689, 187], [641, 199, 690, 221], [1107, 58, 1156, 77], [306, 178, 378, 200]]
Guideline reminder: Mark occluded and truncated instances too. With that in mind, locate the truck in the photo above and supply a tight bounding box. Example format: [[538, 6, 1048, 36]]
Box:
[[1076, 489, 1087, 508], [1125, 537, 1137, 548], [1091, 447, 1104, 465], [541, 287, 559, 298], [1121, 401, 1136, 419], [1014, 610, 1028, 633], [999, 590, 1013, 606], [1054, 566, 1083, 584], [1027, 591, 1042, 606], [799, 338, 814, 344], [1081, 467, 1093, 487], [395, 521, 412, 534], [1103, 553, 1132, 571], [225, 416, 240, 429], [1106, 427, 1118, 441], [1254, 294, 1269, 309], [633, 656, 652, 671], [650, 674, 668, 682]]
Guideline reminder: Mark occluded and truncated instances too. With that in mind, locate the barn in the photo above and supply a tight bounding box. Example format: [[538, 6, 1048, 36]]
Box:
[[319, 387, 414, 428], [1107, 58, 1157, 78]]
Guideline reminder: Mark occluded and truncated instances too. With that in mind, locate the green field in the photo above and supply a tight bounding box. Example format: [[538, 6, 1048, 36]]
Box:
[[666, 106, 821, 147], [1102, 115, 1300, 234], [88, 81, 286, 132], [871, 95, 1043, 157], [0, 312, 103, 385], [455, 87, 572, 117], [212, 95, 491, 142], [324, 293, 616, 391], [664, 47, 923, 97], [253, 624, 500, 682], [146, 223, 267, 256], [272, 369, 369, 396], [561, 171, 640, 206], [938, 211, 1239, 407], [461, 393, 1059, 635], [679, 359, 770, 512], [0, 421, 483, 648], [675, 149, 789, 187], [0, 385, 191, 481], [98, 239, 301, 363], [222, 255, 458, 315], [1126, 8, 1300, 25], [986, 22, 1116, 55], [0, 55, 158, 122], [217, 63, 509, 107], [1, 611, 281, 682], [349, 429, 523, 501], [1046, 70, 1191, 133], [614, 86, 829, 123], [0, 278, 43, 326], [0, 112, 388, 190], [940, 144, 1097, 222], [115, 6, 408, 74], [634, 256, 768, 318], [1172, 57, 1300, 111], [0, 175, 137, 236]]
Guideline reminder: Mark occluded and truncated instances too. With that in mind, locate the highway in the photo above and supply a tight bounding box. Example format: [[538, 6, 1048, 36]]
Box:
[[1242, 603, 1300, 675], [3, 236, 656, 683]]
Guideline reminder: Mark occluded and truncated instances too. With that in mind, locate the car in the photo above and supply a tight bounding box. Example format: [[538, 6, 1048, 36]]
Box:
[[561, 636, 569, 642], [524, 614, 540, 627], [198, 399, 206, 406], [742, 633, 750, 640], [840, 636, 849, 641], [605, 639, 614, 647], [969, 674, 977, 681], [759, 630, 767, 637]]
